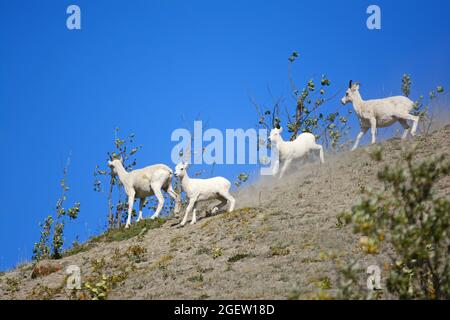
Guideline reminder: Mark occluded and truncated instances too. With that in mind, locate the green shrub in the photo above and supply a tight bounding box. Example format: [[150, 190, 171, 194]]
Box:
[[33, 156, 80, 261], [339, 148, 450, 299]]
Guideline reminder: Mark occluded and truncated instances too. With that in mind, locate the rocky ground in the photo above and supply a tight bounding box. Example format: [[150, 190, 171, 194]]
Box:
[[1, 125, 449, 300]]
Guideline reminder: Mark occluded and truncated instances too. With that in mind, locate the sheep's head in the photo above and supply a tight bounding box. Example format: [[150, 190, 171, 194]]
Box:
[[341, 80, 360, 105], [108, 158, 123, 175], [175, 162, 189, 178], [269, 127, 283, 145]]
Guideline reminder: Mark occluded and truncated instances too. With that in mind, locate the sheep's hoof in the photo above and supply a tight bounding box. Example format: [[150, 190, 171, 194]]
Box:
[[211, 207, 219, 214], [190, 220, 197, 225], [125, 224, 130, 229]]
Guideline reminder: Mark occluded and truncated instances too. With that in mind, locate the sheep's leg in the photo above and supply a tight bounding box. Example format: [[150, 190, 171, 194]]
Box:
[[279, 159, 292, 179], [137, 198, 145, 222], [312, 144, 325, 164], [398, 119, 411, 139], [211, 197, 229, 214], [221, 192, 236, 212], [167, 183, 181, 215], [352, 127, 369, 151], [125, 191, 135, 229], [406, 114, 419, 136], [272, 158, 280, 177], [370, 118, 377, 145], [150, 185, 165, 220], [181, 196, 197, 227], [191, 204, 198, 225]]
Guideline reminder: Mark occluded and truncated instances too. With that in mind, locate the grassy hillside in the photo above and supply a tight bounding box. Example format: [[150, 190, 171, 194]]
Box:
[[1, 125, 449, 300]]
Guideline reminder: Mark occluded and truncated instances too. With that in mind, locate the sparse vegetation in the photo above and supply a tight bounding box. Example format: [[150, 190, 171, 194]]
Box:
[[93, 218, 166, 243], [79, 257, 130, 300], [5, 277, 20, 293], [339, 148, 450, 299], [253, 51, 350, 152], [149, 255, 173, 272], [228, 253, 250, 263], [187, 273, 204, 283], [235, 173, 249, 188], [402, 74, 446, 135], [126, 245, 148, 263], [33, 156, 80, 261], [27, 283, 63, 300], [212, 247, 223, 259], [269, 245, 290, 257], [93, 128, 143, 229]]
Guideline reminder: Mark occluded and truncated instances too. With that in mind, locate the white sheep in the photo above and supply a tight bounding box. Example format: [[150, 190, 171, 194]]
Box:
[[108, 159, 180, 228], [174, 162, 236, 226], [269, 127, 324, 179], [341, 80, 419, 151]]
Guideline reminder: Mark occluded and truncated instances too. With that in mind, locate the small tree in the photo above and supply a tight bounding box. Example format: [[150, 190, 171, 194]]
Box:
[[401, 74, 446, 135], [252, 51, 350, 153], [339, 147, 450, 299], [33, 156, 80, 261], [93, 128, 142, 229], [32, 216, 53, 261]]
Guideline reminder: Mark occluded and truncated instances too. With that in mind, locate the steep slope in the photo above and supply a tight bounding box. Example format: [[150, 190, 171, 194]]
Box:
[[1, 125, 449, 300]]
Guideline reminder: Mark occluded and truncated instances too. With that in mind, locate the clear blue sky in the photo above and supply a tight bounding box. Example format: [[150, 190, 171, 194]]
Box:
[[0, 0, 449, 270]]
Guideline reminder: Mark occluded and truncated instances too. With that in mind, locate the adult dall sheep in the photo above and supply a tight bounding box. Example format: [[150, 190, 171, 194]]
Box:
[[108, 159, 180, 228], [341, 80, 419, 151], [269, 127, 325, 179], [174, 162, 235, 226]]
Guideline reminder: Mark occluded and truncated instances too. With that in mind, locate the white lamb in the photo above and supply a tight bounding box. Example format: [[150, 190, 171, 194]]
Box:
[[341, 80, 419, 151], [108, 159, 180, 228], [269, 127, 324, 179], [174, 162, 236, 226]]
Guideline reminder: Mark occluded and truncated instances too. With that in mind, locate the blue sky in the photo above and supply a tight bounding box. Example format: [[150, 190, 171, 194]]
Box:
[[0, 0, 449, 270]]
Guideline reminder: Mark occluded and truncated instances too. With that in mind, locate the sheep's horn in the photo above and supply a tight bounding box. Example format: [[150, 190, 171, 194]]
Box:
[[349, 80, 353, 89]]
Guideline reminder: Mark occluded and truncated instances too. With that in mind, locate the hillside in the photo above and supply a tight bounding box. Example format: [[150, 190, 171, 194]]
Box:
[[1, 125, 449, 300]]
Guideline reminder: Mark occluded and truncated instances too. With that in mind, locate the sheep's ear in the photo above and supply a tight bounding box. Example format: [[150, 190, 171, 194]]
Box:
[[108, 161, 112, 166], [119, 156, 124, 163], [181, 161, 188, 169], [279, 127, 283, 133], [349, 80, 353, 89]]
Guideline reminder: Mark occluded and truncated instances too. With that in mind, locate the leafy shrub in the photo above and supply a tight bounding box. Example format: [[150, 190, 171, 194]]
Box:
[[234, 172, 249, 188], [339, 148, 450, 299]]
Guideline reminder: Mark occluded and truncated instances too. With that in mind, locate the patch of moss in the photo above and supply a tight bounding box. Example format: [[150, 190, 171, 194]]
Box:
[[63, 242, 94, 258], [96, 218, 167, 243]]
